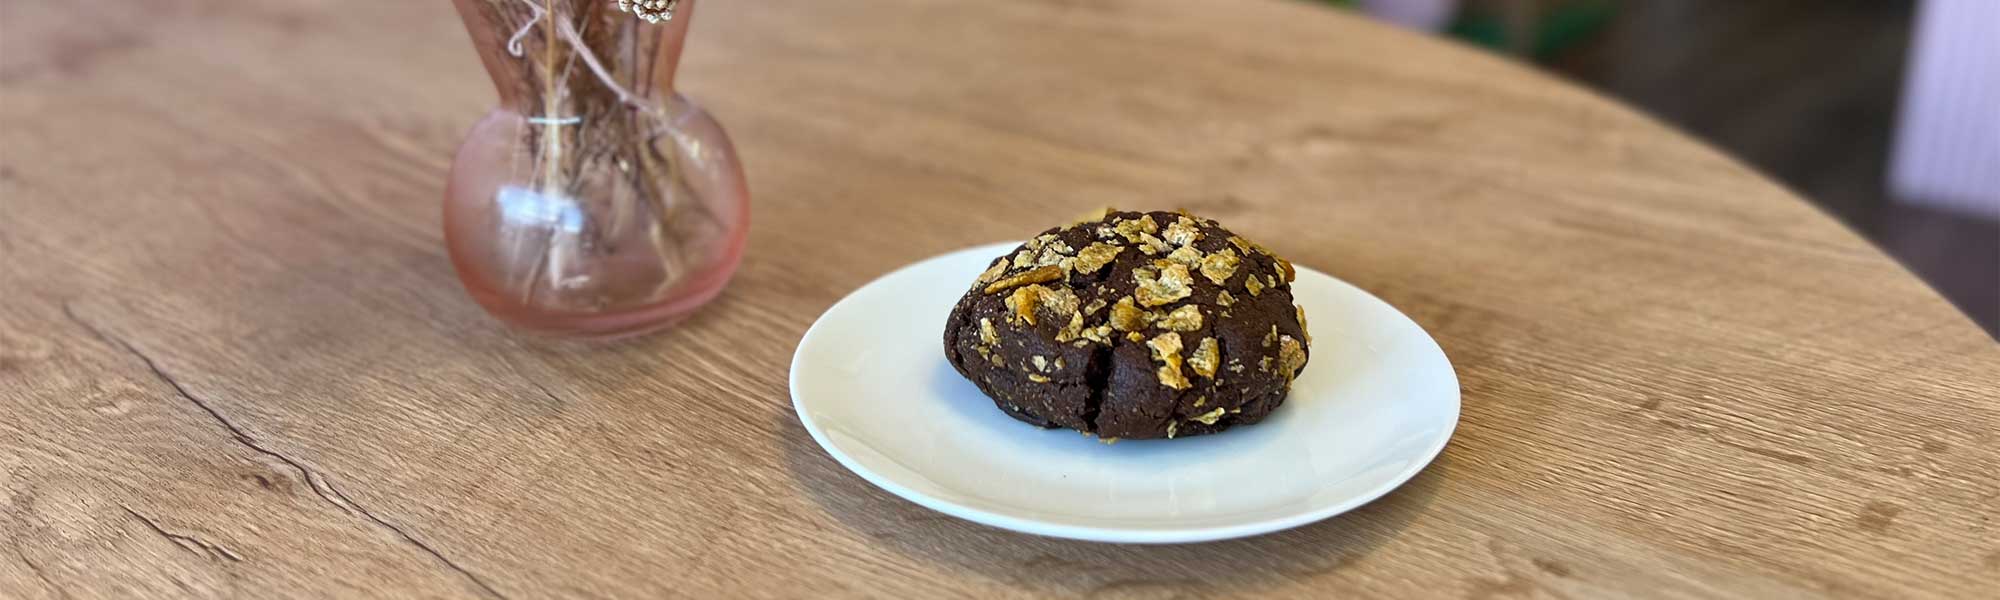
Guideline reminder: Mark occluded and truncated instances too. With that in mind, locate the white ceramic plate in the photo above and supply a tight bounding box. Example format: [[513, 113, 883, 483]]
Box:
[[790, 242, 1458, 543]]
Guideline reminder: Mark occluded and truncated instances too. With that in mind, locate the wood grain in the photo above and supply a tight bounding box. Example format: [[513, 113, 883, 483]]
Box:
[[2, 0, 1995, 597]]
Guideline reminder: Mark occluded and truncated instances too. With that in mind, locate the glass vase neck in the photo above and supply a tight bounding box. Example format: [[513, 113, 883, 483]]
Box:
[[452, 0, 695, 110]]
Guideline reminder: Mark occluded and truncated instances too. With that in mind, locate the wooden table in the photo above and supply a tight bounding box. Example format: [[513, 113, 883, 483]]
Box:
[[4, 1, 1996, 597]]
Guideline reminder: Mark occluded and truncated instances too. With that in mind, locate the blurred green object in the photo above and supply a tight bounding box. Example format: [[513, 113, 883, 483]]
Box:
[[1314, 0, 1618, 61]]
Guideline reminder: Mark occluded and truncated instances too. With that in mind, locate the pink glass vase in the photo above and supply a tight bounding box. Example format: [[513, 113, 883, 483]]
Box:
[[446, 0, 748, 338]]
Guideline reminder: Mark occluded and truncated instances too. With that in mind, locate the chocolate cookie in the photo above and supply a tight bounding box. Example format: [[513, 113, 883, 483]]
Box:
[[942, 210, 1310, 441]]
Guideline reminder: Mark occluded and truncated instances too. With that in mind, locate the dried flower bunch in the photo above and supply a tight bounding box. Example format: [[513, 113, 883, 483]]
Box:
[[617, 0, 680, 23]]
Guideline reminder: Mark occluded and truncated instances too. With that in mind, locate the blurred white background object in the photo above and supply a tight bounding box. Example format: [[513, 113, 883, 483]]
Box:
[[1890, 0, 2000, 219]]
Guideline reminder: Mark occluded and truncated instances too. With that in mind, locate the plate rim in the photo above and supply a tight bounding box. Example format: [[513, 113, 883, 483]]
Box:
[[790, 242, 1459, 544]]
